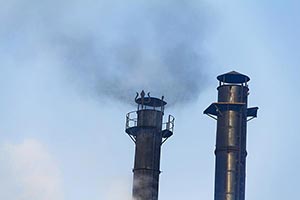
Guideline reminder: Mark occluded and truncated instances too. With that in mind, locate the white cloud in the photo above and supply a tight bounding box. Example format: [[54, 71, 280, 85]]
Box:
[[0, 139, 64, 200]]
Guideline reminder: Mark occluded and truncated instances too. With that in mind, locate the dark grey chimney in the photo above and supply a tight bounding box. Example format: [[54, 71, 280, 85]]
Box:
[[125, 91, 174, 200], [204, 71, 258, 200]]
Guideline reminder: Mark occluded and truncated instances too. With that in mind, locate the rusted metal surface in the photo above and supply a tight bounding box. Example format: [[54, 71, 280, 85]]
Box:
[[204, 72, 258, 200], [217, 71, 250, 83], [125, 91, 174, 200]]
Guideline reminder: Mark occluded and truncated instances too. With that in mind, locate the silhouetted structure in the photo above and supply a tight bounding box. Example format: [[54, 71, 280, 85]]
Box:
[[125, 91, 174, 200], [204, 71, 258, 200]]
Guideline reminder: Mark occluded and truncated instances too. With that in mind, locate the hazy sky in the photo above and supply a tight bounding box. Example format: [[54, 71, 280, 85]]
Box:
[[1, 0, 300, 200]]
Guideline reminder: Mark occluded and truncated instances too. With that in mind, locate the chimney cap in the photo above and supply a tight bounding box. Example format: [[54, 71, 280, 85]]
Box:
[[135, 97, 167, 107], [135, 90, 167, 107], [217, 71, 250, 83]]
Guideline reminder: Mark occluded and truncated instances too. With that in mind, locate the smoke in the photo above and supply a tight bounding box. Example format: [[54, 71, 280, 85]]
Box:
[[57, 0, 213, 105], [132, 175, 157, 200], [104, 178, 132, 200], [0, 139, 64, 200], [0, 1, 215, 199], [1, 0, 214, 106]]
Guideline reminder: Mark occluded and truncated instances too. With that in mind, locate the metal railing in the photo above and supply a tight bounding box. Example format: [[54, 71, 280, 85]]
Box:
[[137, 104, 164, 112], [163, 115, 175, 132], [126, 112, 174, 132], [126, 111, 137, 129]]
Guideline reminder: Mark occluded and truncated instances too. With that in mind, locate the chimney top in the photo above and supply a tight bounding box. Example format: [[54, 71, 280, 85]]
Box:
[[135, 90, 167, 107], [217, 71, 250, 83]]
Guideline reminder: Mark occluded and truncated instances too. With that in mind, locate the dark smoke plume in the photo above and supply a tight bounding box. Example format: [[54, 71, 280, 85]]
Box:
[[1, 0, 214, 105], [56, 0, 214, 105]]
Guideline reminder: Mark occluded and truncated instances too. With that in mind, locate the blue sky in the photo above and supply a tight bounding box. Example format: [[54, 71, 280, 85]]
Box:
[[0, 1, 299, 200]]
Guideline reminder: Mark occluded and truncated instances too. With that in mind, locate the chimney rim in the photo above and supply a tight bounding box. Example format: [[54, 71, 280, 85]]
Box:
[[217, 71, 250, 83]]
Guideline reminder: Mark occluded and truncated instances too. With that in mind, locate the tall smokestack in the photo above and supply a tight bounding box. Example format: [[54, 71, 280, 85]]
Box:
[[204, 71, 258, 200], [125, 91, 174, 200]]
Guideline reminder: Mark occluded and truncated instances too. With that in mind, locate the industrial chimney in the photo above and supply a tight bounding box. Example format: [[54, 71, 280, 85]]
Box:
[[204, 71, 258, 200], [125, 91, 175, 200]]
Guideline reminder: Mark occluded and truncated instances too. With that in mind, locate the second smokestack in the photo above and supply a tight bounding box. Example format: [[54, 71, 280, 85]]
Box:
[[204, 71, 258, 200], [125, 91, 174, 200]]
